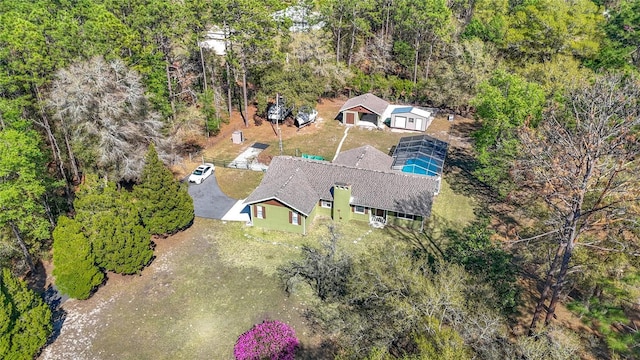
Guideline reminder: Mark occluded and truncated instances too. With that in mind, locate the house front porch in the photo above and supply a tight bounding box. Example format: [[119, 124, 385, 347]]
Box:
[[369, 209, 387, 228]]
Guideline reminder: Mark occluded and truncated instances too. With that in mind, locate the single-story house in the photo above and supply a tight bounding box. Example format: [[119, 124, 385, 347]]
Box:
[[337, 93, 389, 128], [389, 107, 435, 132], [244, 146, 439, 234]]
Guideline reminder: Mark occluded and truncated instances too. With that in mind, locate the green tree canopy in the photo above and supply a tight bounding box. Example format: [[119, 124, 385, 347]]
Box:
[[52, 216, 104, 300], [444, 219, 519, 314], [603, 0, 640, 69], [471, 70, 546, 195], [504, 0, 603, 62], [394, 0, 453, 83], [75, 175, 153, 275], [0, 129, 50, 274], [0, 268, 52, 359], [134, 144, 193, 236]]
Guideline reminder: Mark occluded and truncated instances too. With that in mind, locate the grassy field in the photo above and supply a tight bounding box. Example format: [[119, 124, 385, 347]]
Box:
[[432, 179, 476, 226], [41, 219, 319, 360], [215, 168, 264, 199]]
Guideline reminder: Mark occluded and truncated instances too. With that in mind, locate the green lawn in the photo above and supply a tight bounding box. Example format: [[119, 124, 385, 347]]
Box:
[[215, 168, 264, 199], [432, 179, 476, 226], [257, 120, 413, 162], [43, 218, 450, 359], [43, 219, 320, 359]]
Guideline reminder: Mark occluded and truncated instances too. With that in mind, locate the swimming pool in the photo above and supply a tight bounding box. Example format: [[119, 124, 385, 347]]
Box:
[[401, 157, 442, 176]]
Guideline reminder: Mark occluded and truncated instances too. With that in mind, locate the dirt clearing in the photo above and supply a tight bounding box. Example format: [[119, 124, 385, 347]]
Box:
[[40, 219, 317, 360]]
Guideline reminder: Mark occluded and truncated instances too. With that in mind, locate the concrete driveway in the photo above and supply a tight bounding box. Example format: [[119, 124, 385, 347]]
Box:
[[187, 173, 238, 219]]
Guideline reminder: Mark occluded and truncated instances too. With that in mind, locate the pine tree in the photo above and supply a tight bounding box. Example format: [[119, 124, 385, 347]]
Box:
[[134, 144, 194, 236], [90, 195, 153, 275], [52, 216, 104, 300], [0, 268, 52, 360], [75, 175, 154, 275]]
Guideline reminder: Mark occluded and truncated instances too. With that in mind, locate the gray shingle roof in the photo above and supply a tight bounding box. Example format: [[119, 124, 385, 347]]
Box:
[[333, 145, 394, 171], [243, 166, 319, 215], [338, 93, 390, 116], [245, 155, 438, 217]]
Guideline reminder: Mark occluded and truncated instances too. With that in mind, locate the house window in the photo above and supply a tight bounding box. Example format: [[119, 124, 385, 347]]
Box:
[[354, 205, 366, 214], [290, 211, 301, 225], [408, 118, 415, 123], [396, 212, 415, 220], [321, 200, 332, 208], [255, 205, 265, 219]]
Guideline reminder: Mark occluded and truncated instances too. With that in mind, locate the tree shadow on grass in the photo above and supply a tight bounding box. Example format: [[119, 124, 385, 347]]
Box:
[[444, 147, 492, 202], [444, 146, 520, 232], [296, 339, 340, 360], [383, 214, 454, 264]]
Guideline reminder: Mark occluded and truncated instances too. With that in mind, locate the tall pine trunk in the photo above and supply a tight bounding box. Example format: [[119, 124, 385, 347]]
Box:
[[424, 43, 434, 83], [529, 242, 563, 334], [530, 158, 592, 332], [33, 84, 74, 207], [165, 56, 176, 125], [413, 39, 420, 84], [347, 16, 357, 67], [545, 241, 575, 325], [10, 222, 35, 275], [241, 54, 249, 128], [200, 45, 208, 91], [336, 13, 344, 62], [61, 122, 80, 183], [384, 0, 392, 39], [224, 23, 233, 117]]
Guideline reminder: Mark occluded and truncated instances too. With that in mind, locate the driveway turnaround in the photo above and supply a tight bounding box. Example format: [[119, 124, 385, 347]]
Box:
[[187, 173, 237, 219]]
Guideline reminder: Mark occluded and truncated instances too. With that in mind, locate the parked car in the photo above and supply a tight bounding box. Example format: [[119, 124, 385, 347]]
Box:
[[295, 106, 318, 128], [188, 163, 214, 184]]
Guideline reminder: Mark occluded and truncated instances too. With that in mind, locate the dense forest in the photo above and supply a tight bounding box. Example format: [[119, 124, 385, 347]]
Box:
[[0, 0, 639, 358]]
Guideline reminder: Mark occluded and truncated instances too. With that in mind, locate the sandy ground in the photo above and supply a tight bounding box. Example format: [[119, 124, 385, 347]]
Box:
[[40, 219, 322, 360]]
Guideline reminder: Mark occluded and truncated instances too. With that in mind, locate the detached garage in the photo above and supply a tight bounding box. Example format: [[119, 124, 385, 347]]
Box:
[[337, 93, 390, 128], [390, 107, 435, 132]]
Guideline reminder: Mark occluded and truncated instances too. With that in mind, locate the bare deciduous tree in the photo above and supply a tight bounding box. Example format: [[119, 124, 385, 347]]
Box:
[[516, 73, 640, 332], [48, 56, 169, 182], [280, 225, 352, 301]]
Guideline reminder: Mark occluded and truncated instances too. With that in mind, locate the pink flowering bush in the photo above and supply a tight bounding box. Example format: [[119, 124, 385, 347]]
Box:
[[234, 320, 299, 360]]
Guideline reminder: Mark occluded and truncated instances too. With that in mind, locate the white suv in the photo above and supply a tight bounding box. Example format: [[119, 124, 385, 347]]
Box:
[[188, 163, 214, 184]]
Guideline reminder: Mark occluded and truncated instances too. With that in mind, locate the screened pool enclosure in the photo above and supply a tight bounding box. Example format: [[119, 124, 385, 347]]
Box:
[[391, 135, 448, 177]]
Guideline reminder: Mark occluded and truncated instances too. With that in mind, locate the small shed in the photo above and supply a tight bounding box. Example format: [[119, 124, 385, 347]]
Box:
[[389, 107, 435, 132], [232, 130, 244, 144]]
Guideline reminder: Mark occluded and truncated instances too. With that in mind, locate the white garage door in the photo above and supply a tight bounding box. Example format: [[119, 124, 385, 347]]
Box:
[[395, 116, 406, 128]]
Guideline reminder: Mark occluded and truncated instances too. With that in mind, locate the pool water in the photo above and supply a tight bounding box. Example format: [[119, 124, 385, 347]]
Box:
[[401, 157, 440, 176]]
